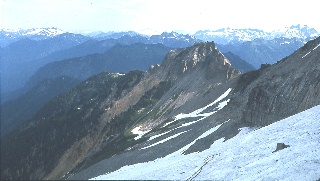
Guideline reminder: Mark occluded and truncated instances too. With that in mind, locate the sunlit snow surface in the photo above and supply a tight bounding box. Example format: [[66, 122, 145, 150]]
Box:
[[140, 130, 190, 150], [91, 105, 320, 180], [163, 88, 232, 127], [131, 126, 150, 140]]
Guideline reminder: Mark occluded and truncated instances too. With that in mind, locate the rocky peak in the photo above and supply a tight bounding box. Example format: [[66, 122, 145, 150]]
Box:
[[156, 41, 239, 81]]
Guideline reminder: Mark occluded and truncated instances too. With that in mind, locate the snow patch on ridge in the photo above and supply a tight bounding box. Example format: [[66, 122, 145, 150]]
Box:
[[177, 99, 230, 128], [313, 43, 320, 50], [302, 43, 320, 58], [152, 89, 231, 142], [149, 130, 172, 141], [164, 88, 232, 127], [131, 126, 151, 140], [140, 130, 190, 150]]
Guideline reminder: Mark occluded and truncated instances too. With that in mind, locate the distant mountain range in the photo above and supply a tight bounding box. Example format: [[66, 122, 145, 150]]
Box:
[[1, 24, 319, 47], [217, 37, 306, 68], [0, 27, 65, 46], [194, 24, 319, 44], [0, 31, 199, 102], [1, 25, 319, 104], [1, 33, 91, 99], [26, 43, 172, 90], [0, 43, 174, 135]]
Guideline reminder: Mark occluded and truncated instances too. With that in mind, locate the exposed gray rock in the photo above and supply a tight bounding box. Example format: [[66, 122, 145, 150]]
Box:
[[272, 143, 290, 153], [241, 36, 320, 126]]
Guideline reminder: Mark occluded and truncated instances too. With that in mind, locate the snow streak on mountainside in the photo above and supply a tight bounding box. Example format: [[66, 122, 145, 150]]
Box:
[[91, 105, 320, 180], [135, 88, 232, 150], [170, 88, 232, 124]]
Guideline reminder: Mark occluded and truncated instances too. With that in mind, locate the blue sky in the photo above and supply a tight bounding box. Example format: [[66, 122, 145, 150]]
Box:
[[1, 0, 319, 34]]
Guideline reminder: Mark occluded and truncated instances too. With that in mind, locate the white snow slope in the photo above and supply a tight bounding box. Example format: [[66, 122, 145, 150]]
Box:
[[91, 105, 320, 180]]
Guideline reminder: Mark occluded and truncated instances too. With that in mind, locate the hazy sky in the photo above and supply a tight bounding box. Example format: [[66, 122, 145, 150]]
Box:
[[1, 0, 319, 34]]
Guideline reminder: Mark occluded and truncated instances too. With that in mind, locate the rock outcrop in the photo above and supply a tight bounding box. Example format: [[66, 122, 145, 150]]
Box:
[[159, 41, 240, 81]]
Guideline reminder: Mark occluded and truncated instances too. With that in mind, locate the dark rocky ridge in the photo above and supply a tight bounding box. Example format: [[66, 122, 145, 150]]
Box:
[[240, 37, 320, 126], [223, 51, 255, 73], [1, 76, 81, 136], [1, 71, 147, 180]]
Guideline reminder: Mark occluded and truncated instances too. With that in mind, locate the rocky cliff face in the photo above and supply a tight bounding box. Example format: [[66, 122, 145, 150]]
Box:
[[239, 37, 320, 126]]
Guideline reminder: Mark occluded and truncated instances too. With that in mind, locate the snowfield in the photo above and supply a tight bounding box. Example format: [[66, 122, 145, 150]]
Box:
[[91, 105, 320, 180]]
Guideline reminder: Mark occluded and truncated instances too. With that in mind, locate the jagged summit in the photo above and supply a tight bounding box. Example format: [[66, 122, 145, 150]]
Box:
[[157, 31, 196, 40], [272, 24, 319, 40], [152, 41, 239, 81]]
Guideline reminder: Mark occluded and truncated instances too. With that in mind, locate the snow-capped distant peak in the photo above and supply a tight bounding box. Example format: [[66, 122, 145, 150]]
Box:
[[1, 28, 20, 33], [269, 24, 319, 39], [1, 27, 65, 37], [194, 24, 319, 44], [22, 28, 65, 36]]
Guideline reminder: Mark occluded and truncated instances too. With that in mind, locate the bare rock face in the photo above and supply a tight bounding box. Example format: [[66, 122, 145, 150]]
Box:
[[241, 36, 320, 126], [158, 41, 240, 81], [272, 143, 290, 153]]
